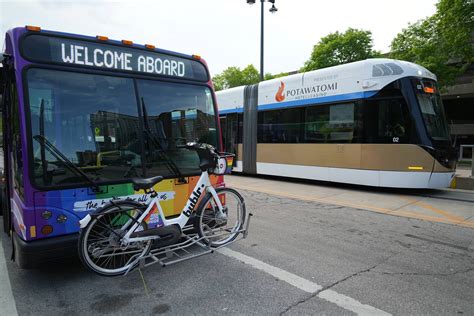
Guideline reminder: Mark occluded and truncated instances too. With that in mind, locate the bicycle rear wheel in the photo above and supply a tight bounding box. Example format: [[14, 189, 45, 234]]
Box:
[[78, 201, 151, 276], [195, 187, 246, 247]]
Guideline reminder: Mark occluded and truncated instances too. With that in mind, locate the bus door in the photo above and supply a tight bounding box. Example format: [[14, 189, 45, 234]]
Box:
[[0, 55, 13, 234]]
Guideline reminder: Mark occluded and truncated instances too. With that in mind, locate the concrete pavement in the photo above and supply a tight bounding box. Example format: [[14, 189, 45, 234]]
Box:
[[0, 177, 472, 315], [226, 175, 474, 228]]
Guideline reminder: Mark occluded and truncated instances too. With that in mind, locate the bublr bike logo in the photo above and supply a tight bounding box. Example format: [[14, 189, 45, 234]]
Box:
[[183, 184, 205, 217]]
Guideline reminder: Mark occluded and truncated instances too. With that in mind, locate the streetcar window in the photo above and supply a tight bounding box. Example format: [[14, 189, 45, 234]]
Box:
[[257, 108, 304, 143], [305, 103, 355, 143], [364, 98, 411, 143], [414, 80, 449, 141], [255, 103, 357, 144], [238, 113, 243, 143], [221, 113, 239, 154]]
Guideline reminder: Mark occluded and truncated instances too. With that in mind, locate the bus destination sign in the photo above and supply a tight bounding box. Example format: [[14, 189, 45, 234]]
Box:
[[21, 34, 209, 81]]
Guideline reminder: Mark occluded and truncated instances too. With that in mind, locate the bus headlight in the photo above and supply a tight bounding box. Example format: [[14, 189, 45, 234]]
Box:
[[41, 210, 52, 220], [57, 215, 67, 223]]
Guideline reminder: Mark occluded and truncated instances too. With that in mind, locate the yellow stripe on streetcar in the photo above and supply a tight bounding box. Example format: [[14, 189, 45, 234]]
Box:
[[408, 166, 424, 170]]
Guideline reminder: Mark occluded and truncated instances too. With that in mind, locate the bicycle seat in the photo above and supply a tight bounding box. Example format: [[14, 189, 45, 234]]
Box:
[[131, 176, 164, 190]]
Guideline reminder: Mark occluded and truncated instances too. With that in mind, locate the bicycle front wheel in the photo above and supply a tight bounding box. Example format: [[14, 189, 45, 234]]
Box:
[[195, 187, 246, 247], [78, 201, 152, 277]]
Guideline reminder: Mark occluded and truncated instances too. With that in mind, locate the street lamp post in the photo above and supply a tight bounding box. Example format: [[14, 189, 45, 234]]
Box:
[[247, 0, 278, 82]]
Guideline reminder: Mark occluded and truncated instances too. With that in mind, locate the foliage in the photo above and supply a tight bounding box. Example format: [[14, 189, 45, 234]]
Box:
[[390, 0, 473, 87], [436, 0, 473, 63], [264, 72, 289, 80], [212, 65, 260, 91], [301, 28, 381, 72], [241, 65, 260, 85]]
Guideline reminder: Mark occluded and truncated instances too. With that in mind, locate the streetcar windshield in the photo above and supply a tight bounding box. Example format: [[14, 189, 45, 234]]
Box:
[[414, 80, 450, 141], [26, 68, 217, 188]]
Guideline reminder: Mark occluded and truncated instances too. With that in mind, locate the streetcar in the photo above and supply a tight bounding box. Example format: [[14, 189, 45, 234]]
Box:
[[0, 26, 223, 268], [217, 59, 456, 188]]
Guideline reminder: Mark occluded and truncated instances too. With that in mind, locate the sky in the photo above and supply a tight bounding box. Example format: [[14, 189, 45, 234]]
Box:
[[0, 0, 438, 77]]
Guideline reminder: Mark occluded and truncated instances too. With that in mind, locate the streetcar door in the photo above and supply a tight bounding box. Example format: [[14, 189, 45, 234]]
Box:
[[221, 113, 239, 163]]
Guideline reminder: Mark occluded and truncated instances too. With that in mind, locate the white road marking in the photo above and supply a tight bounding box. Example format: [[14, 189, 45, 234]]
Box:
[[319, 290, 391, 315], [0, 238, 18, 316], [218, 248, 391, 315], [218, 247, 322, 293]]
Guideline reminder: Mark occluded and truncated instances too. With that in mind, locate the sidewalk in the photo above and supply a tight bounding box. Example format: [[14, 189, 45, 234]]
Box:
[[226, 175, 474, 229], [453, 166, 474, 190]]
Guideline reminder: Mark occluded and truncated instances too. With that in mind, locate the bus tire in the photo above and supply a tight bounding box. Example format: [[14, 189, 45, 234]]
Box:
[[1, 187, 10, 235], [0, 186, 3, 216]]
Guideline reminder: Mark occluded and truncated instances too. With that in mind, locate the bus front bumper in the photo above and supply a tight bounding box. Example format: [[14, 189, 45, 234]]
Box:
[[12, 232, 78, 269]]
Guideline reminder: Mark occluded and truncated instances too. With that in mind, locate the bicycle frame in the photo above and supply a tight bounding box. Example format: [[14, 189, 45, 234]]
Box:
[[79, 171, 225, 244]]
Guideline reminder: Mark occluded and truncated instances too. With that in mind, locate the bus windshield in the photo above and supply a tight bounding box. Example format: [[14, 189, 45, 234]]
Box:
[[414, 79, 450, 141], [26, 68, 217, 188]]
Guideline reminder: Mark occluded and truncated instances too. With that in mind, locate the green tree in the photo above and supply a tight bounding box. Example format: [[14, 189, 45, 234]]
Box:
[[212, 65, 260, 91], [390, 0, 473, 87], [241, 65, 260, 85], [264, 71, 288, 80], [436, 0, 473, 62], [302, 28, 381, 72]]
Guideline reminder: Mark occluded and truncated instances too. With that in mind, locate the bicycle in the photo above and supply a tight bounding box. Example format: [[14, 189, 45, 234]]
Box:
[[78, 142, 248, 276]]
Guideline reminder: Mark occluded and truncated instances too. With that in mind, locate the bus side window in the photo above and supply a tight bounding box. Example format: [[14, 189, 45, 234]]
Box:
[[0, 91, 3, 148], [11, 84, 23, 196], [220, 116, 227, 151], [0, 64, 4, 149]]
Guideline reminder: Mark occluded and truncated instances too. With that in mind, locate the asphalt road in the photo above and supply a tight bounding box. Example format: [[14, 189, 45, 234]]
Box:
[[1, 187, 473, 315]]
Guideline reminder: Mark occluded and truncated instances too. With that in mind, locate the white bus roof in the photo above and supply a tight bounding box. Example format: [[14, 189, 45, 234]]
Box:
[[217, 58, 435, 113]]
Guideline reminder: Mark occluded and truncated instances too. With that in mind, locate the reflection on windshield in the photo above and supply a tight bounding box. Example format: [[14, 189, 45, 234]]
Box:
[[417, 92, 450, 141], [136, 79, 217, 177], [26, 68, 217, 188]]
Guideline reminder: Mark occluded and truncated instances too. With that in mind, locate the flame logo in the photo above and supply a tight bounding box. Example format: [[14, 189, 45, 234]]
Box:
[[275, 81, 285, 102]]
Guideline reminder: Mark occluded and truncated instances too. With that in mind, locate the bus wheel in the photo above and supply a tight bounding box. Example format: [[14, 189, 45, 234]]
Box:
[[0, 187, 3, 216]]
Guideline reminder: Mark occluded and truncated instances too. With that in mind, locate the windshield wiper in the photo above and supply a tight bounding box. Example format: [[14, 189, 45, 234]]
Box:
[[39, 99, 48, 184], [33, 134, 101, 191], [141, 98, 186, 183]]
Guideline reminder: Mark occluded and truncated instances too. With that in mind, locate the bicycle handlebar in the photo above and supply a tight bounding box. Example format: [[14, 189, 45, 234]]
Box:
[[177, 142, 216, 151]]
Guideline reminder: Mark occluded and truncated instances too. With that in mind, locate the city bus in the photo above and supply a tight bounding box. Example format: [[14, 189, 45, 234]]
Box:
[[217, 59, 456, 188], [0, 26, 222, 268]]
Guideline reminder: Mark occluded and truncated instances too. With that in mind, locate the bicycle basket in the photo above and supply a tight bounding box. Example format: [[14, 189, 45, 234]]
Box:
[[212, 153, 235, 175]]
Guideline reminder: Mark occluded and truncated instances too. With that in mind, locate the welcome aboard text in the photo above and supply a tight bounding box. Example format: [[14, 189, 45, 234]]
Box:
[[61, 43, 186, 77]]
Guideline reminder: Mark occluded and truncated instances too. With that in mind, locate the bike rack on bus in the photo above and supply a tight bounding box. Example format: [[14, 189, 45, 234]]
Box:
[[124, 211, 253, 275]]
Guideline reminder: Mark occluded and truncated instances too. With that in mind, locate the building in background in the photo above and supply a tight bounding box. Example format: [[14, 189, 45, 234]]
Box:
[[442, 63, 474, 159]]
